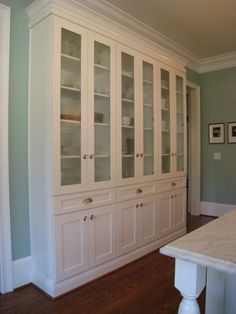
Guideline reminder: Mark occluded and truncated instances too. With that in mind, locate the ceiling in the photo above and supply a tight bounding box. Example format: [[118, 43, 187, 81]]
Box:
[[104, 0, 236, 59]]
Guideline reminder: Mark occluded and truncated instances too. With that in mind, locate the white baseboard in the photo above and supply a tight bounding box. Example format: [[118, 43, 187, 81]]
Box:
[[13, 256, 32, 288], [201, 202, 236, 217]]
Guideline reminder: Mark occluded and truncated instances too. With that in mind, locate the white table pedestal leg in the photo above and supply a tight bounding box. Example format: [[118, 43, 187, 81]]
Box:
[[175, 259, 206, 314]]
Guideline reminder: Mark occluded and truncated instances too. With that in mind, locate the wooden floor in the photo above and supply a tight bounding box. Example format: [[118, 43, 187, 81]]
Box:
[[0, 214, 214, 314]]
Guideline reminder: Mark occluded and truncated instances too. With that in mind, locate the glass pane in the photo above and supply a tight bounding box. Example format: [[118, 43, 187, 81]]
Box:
[[60, 29, 81, 186], [143, 61, 154, 176], [176, 75, 184, 172], [94, 42, 111, 182], [121, 52, 135, 179], [161, 69, 170, 174]]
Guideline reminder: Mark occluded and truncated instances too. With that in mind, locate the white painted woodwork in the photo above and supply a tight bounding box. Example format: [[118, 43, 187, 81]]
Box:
[[117, 196, 158, 255], [54, 211, 88, 281], [0, 3, 12, 294], [88, 205, 116, 267], [27, 0, 187, 297], [175, 259, 206, 314], [158, 188, 186, 237], [186, 81, 201, 216]]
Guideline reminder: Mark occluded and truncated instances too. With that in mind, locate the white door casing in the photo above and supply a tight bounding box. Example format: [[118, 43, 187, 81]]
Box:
[[0, 3, 13, 293], [186, 81, 201, 216]]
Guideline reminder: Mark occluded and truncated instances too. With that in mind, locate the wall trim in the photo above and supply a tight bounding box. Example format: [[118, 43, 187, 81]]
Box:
[[201, 202, 236, 217], [13, 256, 32, 289], [199, 51, 236, 73], [0, 3, 13, 294]]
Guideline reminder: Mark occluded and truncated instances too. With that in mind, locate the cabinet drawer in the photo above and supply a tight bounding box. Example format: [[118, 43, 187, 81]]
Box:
[[53, 189, 116, 214], [117, 182, 157, 202], [158, 178, 186, 193]]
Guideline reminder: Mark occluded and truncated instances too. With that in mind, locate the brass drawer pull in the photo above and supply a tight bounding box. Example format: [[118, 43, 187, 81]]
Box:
[[136, 188, 143, 194], [83, 197, 93, 204], [172, 182, 176, 187]]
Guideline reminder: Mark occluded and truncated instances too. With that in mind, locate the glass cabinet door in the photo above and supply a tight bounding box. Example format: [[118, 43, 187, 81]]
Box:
[[161, 69, 171, 174], [143, 61, 154, 176], [121, 52, 135, 179], [176, 75, 184, 172], [60, 29, 82, 186], [93, 41, 111, 182]]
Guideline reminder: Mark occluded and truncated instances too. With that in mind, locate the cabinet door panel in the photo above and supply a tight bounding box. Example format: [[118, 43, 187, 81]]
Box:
[[54, 211, 88, 281], [161, 68, 171, 175], [87, 33, 116, 189], [117, 201, 137, 255], [137, 196, 157, 245], [89, 205, 116, 267], [173, 189, 186, 230], [175, 74, 186, 174], [158, 192, 173, 237], [142, 61, 155, 177]]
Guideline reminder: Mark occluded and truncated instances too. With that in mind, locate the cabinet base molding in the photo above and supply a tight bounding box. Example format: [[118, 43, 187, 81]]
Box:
[[201, 202, 236, 217], [32, 228, 186, 297]]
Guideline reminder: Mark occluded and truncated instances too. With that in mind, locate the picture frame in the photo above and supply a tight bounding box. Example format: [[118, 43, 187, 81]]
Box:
[[208, 123, 225, 144], [227, 122, 236, 143]]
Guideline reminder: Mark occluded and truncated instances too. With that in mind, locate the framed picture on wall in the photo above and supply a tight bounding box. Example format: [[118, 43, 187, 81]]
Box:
[[227, 122, 236, 143], [208, 123, 225, 144]]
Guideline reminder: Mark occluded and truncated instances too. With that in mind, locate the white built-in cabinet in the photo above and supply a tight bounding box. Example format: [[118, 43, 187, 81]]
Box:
[[28, 0, 187, 298]]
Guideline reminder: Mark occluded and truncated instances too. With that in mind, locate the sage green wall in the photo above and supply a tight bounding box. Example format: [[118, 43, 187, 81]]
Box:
[[186, 68, 201, 85], [1, 0, 33, 260], [200, 67, 236, 205]]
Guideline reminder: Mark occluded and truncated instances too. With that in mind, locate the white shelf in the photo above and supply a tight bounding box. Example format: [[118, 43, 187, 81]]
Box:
[[122, 125, 134, 129], [95, 122, 110, 127], [95, 155, 110, 158], [161, 85, 169, 91], [94, 63, 110, 71], [162, 154, 170, 157], [94, 92, 110, 98], [61, 85, 81, 92], [122, 98, 134, 103], [61, 119, 81, 125], [143, 79, 153, 85], [162, 129, 170, 133], [176, 110, 183, 114], [61, 155, 81, 159], [122, 154, 134, 158], [144, 103, 153, 108], [61, 53, 81, 62], [122, 71, 134, 78], [144, 154, 153, 157], [176, 90, 183, 95], [144, 127, 153, 131], [162, 107, 169, 112]]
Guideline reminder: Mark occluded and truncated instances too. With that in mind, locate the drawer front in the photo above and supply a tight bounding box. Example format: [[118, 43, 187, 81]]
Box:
[[53, 189, 116, 215], [158, 178, 186, 193], [117, 182, 157, 202]]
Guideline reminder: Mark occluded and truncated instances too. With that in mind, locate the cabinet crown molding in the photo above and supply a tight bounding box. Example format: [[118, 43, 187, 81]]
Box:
[[26, 0, 188, 72]]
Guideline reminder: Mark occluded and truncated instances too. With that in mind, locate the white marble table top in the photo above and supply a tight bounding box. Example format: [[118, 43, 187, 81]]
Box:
[[160, 209, 236, 274]]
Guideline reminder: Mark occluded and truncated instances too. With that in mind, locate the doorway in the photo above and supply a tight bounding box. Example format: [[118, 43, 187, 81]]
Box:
[[0, 3, 13, 293], [186, 81, 201, 216]]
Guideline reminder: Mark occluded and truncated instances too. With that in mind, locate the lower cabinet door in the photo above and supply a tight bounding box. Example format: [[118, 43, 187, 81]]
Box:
[[88, 205, 117, 267], [173, 188, 186, 230], [117, 196, 158, 256], [54, 211, 89, 281], [117, 200, 139, 255], [136, 196, 157, 246], [158, 191, 174, 237]]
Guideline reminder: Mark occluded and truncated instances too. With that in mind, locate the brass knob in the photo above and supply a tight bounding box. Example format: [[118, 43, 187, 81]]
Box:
[[90, 214, 95, 220], [83, 197, 93, 204], [140, 202, 144, 207], [83, 154, 88, 159], [172, 182, 176, 187], [136, 153, 140, 158], [89, 154, 95, 159], [140, 153, 143, 157], [83, 216, 88, 221], [136, 188, 143, 194], [136, 204, 139, 208]]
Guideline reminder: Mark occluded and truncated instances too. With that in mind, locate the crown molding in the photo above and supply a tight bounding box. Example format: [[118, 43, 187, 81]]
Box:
[[199, 51, 236, 73], [27, 0, 236, 74]]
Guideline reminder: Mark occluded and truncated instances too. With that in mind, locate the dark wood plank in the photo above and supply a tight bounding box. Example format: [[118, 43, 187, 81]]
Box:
[[0, 214, 215, 314]]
